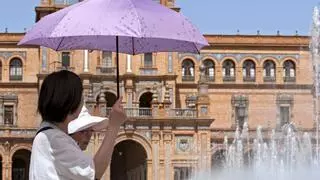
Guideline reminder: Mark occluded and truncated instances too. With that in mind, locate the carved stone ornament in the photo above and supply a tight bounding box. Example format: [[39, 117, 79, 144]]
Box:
[[175, 136, 193, 153]]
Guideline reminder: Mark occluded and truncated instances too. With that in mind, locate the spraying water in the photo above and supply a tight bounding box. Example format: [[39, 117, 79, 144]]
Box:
[[192, 123, 320, 180]]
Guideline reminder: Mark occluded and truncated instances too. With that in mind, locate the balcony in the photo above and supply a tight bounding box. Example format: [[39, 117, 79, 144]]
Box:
[[53, 0, 80, 5], [264, 76, 276, 82], [9, 75, 22, 81], [243, 76, 256, 82], [139, 67, 158, 75], [182, 75, 195, 82], [168, 109, 197, 118], [223, 76, 235, 82], [283, 76, 296, 83], [0, 128, 37, 139], [103, 107, 197, 118], [105, 107, 152, 118], [203, 75, 215, 82], [96, 66, 116, 75]]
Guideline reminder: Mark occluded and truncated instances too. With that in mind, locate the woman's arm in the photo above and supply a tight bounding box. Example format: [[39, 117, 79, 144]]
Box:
[[93, 97, 127, 179]]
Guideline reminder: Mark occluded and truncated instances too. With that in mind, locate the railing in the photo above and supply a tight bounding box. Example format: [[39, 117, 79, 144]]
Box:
[[182, 75, 195, 81], [9, 75, 22, 81], [105, 107, 152, 117], [96, 66, 116, 75], [243, 76, 256, 82], [223, 76, 235, 82], [126, 108, 152, 117], [139, 67, 158, 75], [103, 107, 197, 118], [203, 75, 215, 82], [169, 108, 197, 118], [264, 76, 276, 82], [0, 128, 37, 137], [53, 0, 80, 5], [283, 76, 296, 83]]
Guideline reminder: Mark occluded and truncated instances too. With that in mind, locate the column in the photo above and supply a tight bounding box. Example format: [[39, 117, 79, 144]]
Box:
[[164, 133, 172, 180], [41, 46, 47, 72], [2, 160, 5, 180], [84, 50, 89, 72], [127, 54, 132, 73], [200, 133, 208, 170], [152, 132, 160, 180], [127, 88, 133, 107], [147, 160, 153, 180], [168, 52, 173, 73]]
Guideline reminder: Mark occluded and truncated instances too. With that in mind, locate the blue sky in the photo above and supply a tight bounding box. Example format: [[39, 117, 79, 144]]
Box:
[[0, 0, 319, 35]]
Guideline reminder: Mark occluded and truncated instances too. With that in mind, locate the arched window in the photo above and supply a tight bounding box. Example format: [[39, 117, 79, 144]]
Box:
[[263, 60, 276, 82], [9, 58, 23, 81], [203, 59, 215, 81], [182, 59, 195, 81], [243, 60, 256, 82], [283, 60, 296, 82], [223, 60, 235, 81]]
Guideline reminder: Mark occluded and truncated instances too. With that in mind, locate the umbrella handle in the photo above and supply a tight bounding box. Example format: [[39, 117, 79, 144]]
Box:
[[116, 36, 120, 99]]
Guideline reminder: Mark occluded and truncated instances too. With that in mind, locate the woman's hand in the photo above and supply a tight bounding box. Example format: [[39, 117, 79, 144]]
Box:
[[108, 96, 127, 127]]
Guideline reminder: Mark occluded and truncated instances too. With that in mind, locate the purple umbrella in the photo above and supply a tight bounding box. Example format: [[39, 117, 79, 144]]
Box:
[[19, 0, 208, 97]]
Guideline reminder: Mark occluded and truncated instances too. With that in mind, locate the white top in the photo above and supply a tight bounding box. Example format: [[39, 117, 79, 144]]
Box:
[[29, 121, 95, 180]]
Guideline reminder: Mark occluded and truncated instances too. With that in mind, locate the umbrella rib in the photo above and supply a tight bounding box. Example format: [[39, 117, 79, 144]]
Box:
[[193, 42, 200, 55], [132, 37, 135, 55], [55, 37, 65, 51], [127, 0, 142, 36]]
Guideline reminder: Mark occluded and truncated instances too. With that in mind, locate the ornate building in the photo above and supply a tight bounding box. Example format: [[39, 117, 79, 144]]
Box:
[[0, 0, 315, 180]]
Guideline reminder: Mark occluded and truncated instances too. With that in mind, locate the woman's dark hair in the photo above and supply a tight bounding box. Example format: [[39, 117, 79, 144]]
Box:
[[38, 70, 83, 123]]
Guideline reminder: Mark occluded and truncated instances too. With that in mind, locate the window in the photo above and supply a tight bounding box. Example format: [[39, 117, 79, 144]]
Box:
[[174, 167, 194, 180], [61, 52, 70, 68], [144, 53, 153, 68], [223, 60, 235, 81], [276, 94, 293, 129], [231, 95, 248, 131], [283, 60, 296, 82], [236, 106, 246, 130], [168, 52, 173, 73], [243, 60, 255, 81], [4, 105, 14, 125], [181, 59, 194, 81], [203, 59, 215, 81], [263, 60, 276, 82], [280, 106, 290, 127], [102, 51, 112, 67], [9, 58, 23, 81]]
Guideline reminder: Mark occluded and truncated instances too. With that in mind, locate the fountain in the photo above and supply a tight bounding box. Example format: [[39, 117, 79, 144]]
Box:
[[189, 6, 320, 180], [192, 123, 320, 180]]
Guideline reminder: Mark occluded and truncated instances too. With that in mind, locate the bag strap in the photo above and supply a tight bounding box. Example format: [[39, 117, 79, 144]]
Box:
[[35, 126, 53, 136]]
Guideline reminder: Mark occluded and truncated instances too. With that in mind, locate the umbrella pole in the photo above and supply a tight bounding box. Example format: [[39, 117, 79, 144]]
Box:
[[116, 36, 120, 99]]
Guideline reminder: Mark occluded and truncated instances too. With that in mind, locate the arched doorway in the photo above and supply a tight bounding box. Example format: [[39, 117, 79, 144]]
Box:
[[139, 92, 153, 116], [105, 92, 117, 107], [211, 149, 226, 170], [111, 140, 148, 180], [0, 155, 2, 180], [12, 149, 31, 180]]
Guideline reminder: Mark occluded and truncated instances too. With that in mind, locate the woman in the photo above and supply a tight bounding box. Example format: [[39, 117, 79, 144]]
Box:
[[29, 70, 127, 180]]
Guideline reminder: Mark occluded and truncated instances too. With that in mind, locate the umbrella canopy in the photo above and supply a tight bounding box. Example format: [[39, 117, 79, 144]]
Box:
[[19, 0, 208, 96]]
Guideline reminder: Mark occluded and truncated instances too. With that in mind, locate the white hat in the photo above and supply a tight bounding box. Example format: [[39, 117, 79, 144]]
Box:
[[68, 105, 107, 134]]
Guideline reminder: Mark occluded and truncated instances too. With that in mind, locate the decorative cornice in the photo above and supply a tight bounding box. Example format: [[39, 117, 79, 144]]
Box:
[[0, 82, 38, 88], [178, 53, 300, 62], [121, 118, 214, 131], [0, 51, 27, 60]]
